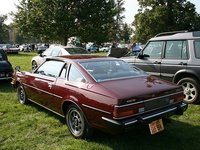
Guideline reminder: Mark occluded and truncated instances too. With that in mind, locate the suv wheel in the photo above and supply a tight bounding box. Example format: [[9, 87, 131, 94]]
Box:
[[177, 78, 200, 104]]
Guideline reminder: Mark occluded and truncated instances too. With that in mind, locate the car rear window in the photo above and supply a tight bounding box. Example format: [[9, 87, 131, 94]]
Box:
[[65, 48, 88, 54], [80, 60, 147, 82]]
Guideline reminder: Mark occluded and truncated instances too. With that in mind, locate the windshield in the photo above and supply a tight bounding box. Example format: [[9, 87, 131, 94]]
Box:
[[80, 60, 147, 82], [65, 48, 88, 54]]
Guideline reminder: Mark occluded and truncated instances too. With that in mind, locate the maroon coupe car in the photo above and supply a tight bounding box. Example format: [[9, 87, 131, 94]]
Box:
[[11, 55, 187, 138]]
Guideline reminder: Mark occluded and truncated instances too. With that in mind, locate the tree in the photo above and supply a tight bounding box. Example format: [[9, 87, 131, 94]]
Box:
[[14, 0, 124, 45], [120, 23, 132, 43], [133, 0, 200, 44], [0, 15, 9, 43]]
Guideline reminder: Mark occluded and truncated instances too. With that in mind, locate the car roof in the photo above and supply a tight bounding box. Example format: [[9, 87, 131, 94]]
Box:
[[46, 55, 118, 63], [150, 31, 200, 41]]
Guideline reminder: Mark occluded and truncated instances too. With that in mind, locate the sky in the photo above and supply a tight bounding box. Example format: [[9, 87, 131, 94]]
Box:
[[0, 0, 200, 25]]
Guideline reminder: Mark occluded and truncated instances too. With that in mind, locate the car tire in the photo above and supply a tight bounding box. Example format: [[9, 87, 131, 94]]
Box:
[[17, 84, 28, 104], [66, 104, 93, 139], [177, 78, 200, 104], [32, 60, 38, 70]]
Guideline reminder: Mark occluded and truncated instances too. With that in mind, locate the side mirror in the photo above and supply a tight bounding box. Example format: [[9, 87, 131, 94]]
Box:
[[138, 53, 150, 59], [15, 66, 21, 71]]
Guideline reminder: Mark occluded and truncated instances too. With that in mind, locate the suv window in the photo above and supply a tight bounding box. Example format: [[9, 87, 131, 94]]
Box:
[[194, 40, 200, 59], [143, 41, 164, 58], [165, 40, 187, 59]]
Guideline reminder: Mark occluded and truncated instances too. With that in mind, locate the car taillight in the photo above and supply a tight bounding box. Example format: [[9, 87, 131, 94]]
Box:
[[113, 103, 144, 119]]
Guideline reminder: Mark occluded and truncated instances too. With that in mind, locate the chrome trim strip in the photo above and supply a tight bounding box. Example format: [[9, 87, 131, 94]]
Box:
[[82, 104, 111, 114], [115, 91, 183, 108], [141, 107, 177, 120], [23, 83, 63, 99], [0, 77, 12, 80], [28, 98, 65, 118], [102, 117, 121, 125], [124, 120, 138, 125]]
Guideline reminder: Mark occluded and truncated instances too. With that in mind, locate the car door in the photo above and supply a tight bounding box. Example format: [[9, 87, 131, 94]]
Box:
[[134, 41, 164, 77], [53, 63, 88, 114], [160, 40, 188, 81], [26, 60, 65, 109]]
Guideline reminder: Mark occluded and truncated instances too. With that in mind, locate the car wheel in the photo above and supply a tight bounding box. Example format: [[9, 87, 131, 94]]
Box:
[[66, 104, 93, 139], [17, 84, 28, 104], [32, 60, 38, 70], [177, 78, 200, 104]]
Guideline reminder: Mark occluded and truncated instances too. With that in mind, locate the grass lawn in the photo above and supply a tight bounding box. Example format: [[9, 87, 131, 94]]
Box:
[[0, 52, 200, 150]]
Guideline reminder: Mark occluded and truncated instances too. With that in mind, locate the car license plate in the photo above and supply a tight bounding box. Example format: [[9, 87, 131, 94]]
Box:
[[0, 73, 5, 77], [149, 119, 164, 135]]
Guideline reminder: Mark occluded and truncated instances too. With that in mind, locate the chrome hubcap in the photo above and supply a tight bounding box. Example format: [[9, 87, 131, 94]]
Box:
[[68, 108, 84, 136], [182, 82, 196, 102]]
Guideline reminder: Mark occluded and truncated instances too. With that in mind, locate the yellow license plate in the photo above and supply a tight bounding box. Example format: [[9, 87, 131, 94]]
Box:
[[149, 119, 164, 135]]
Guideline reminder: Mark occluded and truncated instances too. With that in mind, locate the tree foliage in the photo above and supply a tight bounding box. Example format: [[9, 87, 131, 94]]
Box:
[[133, 0, 200, 44], [14, 0, 125, 45], [0, 15, 9, 43]]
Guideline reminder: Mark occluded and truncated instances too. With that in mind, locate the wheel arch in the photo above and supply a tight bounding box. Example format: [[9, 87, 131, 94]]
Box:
[[173, 69, 200, 84], [62, 100, 89, 122]]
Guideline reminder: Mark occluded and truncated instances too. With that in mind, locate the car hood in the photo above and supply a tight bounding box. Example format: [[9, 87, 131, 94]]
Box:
[[98, 75, 180, 100]]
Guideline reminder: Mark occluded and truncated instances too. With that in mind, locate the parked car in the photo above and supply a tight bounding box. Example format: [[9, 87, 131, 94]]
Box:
[[122, 31, 200, 104], [99, 46, 111, 52], [2, 44, 20, 54], [35, 43, 49, 54], [0, 48, 13, 80], [31, 45, 88, 70], [19, 44, 31, 52], [86, 43, 98, 52], [11, 55, 187, 138]]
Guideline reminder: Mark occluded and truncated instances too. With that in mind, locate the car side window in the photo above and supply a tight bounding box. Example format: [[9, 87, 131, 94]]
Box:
[[143, 41, 163, 58], [165, 40, 188, 59], [36, 60, 64, 77], [194, 40, 200, 59], [68, 65, 86, 83]]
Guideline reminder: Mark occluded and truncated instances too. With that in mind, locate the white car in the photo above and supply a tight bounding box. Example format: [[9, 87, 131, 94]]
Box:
[[99, 46, 111, 52], [31, 45, 88, 70]]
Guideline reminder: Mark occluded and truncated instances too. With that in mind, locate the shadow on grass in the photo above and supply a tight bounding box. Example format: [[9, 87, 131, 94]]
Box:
[[89, 120, 200, 150], [0, 80, 15, 93], [26, 100, 200, 150]]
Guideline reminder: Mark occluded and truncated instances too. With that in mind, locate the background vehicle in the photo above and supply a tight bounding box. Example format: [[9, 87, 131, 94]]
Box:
[[0, 48, 13, 80], [2, 44, 20, 54], [122, 31, 200, 104], [12, 55, 187, 138], [31, 45, 88, 70], [86, 42, 98, 52], [35, 43, 49, 54]]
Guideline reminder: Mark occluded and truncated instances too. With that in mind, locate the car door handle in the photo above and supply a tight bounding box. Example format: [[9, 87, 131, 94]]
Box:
[[154, 61, 161, 64], [178, 62, 187, 65]]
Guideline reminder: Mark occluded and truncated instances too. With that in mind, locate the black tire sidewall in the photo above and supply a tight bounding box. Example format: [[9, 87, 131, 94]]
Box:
[[66, 104, 90, 139], [17, 84, 28, 104]]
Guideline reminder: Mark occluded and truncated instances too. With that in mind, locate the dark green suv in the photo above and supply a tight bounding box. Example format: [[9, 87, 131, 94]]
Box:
[[122, 31, 200, 104]]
